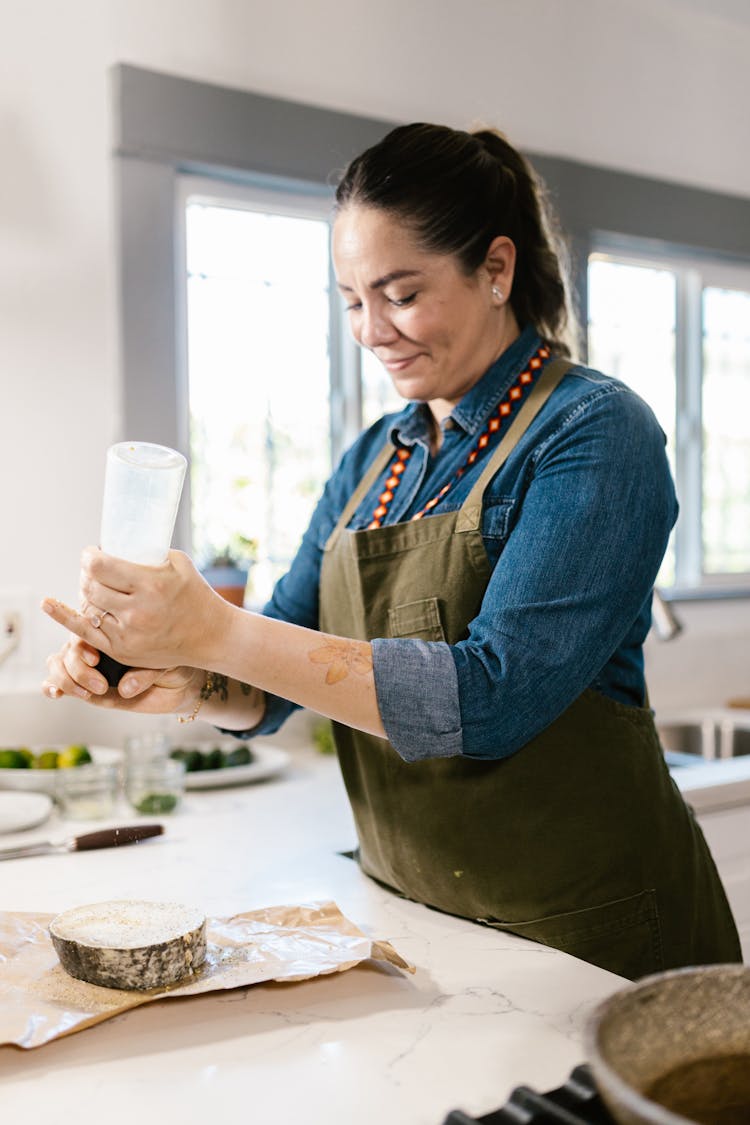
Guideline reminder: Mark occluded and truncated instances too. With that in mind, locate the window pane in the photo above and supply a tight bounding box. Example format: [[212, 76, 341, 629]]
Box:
[[186, 203, 331, 605], [587, 257, 677, 585], [702, 286, 750, 575], [361, 347, 404, 429]]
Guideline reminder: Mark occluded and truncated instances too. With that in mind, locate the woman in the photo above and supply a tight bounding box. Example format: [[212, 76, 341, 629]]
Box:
[[42, 123, 741, 980]]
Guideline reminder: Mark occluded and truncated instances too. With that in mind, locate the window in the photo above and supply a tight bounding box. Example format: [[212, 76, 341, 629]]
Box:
[[587, 242, 750, 593], [179, 177, 400, 605]]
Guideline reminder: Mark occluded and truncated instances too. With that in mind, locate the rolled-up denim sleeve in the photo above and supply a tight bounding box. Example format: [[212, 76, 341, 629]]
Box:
[[372, 638, 463, 761]]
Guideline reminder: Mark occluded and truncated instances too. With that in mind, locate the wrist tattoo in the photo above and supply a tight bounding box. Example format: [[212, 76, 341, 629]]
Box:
[[308, 639, 373, 685], [240, 681, 253, 697], [178, 670, 225, 724], [201, 672, 229, 703], [178, 671, 235, 724]]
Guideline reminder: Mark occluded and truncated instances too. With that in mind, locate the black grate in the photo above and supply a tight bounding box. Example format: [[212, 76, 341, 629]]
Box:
[[442, 1064, 614, 1125]]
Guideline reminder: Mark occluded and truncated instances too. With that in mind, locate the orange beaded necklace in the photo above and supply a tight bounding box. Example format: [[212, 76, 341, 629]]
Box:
[[367, 344, 551, 529]]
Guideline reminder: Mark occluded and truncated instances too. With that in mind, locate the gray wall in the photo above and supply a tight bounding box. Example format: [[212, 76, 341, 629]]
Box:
[[114, 64, 750, 442]]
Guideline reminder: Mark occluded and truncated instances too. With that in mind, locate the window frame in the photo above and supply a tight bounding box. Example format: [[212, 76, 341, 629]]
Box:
[[588, 233, 750, 596]]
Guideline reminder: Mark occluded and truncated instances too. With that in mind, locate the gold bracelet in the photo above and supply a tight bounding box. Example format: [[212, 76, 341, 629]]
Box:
[[177, 672, 210, 724], [177, 671, 230, 723]]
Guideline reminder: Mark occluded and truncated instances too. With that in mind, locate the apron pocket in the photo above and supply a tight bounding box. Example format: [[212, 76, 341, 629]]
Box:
[[481, 889, 664, 981], [388, 597, 446, 641]]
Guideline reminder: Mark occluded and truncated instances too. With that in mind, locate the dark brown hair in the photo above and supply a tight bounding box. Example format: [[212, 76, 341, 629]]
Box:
[[335, 123, 579, 359]]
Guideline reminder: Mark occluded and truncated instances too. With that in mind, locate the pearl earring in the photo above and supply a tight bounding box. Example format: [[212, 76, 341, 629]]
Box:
[[492, 286, 503, 302]]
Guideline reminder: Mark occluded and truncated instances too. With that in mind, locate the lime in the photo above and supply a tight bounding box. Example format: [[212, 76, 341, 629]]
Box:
[[224, 745, 252, 768], [58, 744, 93, 768], [17, 748, 34, 767], [0, 749, 30, 769], [33, 749, 60, 769]]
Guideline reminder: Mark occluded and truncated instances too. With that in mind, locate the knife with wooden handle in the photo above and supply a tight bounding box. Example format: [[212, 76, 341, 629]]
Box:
[[0, 823, 164, 860]]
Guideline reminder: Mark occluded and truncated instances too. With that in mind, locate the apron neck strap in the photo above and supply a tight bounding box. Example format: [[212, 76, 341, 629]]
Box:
[[456, 357, 571, 532], [327, 441, 396, 546], [327, 356, 571, 544]]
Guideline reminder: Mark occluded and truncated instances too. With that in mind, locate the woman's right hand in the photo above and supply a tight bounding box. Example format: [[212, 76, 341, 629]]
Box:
[[42, 635, 202, 715]]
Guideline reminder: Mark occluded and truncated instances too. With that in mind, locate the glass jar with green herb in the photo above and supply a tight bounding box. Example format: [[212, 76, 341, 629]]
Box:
[[125, 757, 186, 815]]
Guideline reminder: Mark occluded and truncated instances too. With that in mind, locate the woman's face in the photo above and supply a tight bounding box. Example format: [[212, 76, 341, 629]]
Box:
[[332, 205, 518, 419]]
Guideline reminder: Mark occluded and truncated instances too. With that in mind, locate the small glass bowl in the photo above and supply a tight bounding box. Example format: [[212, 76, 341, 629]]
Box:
[[55, 763, 120, 820], [124, 757, 186, 815]]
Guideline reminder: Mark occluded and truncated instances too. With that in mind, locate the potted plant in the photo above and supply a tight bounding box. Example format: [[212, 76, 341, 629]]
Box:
[[199, 535, 258, 607]]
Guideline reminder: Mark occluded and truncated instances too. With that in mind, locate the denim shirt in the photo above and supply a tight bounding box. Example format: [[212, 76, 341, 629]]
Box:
[[247, 324, 678, 762]]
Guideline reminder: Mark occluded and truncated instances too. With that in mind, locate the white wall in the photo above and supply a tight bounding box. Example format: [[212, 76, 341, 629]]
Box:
[[1, 0, 749, 710]]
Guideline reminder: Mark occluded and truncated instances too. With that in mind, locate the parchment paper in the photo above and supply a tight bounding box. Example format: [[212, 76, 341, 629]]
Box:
[[0, 901, 414, 1049]]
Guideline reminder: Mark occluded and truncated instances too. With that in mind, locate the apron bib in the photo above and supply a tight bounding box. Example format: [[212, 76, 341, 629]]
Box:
[[319, 360, 741, 979]]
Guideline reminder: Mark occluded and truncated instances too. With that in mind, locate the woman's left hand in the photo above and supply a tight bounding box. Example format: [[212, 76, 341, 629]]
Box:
[[42, 547, 233, 670]]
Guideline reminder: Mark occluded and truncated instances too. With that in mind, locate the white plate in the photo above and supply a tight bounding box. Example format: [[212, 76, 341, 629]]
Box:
[[0, 746, 122, 794], [0, 791, 53, 834], [176, 740, 290, 790]]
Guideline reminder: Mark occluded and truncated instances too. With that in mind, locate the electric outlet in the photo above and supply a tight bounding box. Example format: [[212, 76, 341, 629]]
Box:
[[0, 588, 34, 669]]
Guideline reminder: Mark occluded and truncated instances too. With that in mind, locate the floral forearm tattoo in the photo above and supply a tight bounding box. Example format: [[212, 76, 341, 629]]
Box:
[[308, 639, 373, 685]]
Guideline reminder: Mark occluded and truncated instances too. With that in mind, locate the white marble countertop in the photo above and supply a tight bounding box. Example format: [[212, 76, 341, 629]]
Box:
[[0, 727, 626, 1125]]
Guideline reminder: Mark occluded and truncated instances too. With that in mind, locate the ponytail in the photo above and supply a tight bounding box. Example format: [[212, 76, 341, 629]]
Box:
[[335, 123, 580, 359]]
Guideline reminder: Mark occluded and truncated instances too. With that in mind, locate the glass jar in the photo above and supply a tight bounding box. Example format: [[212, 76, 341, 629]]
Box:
[[124, 757, 186, 815], [124, 731, 172, 763], [56, 763, 120, 820]]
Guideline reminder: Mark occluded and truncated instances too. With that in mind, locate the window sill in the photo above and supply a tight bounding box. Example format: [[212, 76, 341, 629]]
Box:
[[666, 586, 750, 603]]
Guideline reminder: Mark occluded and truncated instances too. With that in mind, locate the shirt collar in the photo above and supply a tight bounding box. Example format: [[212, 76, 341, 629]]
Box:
[[389, 324, 543, 445]]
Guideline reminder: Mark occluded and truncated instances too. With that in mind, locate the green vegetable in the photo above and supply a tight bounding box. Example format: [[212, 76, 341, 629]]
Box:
[[134, 792, 178, 814], [205, 747, 224, 771], [170, 748, 203, 772], [312, 720, 336, 755], [170, 744, 253, 771], [224, 745, 252, 768]]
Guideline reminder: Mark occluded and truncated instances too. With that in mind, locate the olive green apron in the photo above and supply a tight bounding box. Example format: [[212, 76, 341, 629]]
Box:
[[319, 360, 741, 980]]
